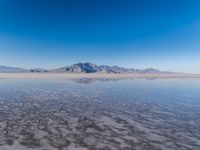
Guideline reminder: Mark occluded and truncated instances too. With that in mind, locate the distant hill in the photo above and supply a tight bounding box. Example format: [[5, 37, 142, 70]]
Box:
[[0, 65, 26, 73], [51, 62, 165, 74], [29, 68, 48, 73]]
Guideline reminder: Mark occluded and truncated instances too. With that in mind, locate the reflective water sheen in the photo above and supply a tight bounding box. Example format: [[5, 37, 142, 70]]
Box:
[[0, 78, 200, 150]]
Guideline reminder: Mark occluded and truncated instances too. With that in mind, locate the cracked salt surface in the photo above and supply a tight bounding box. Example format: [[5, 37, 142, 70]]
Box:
[[0, 78, 200, 150]]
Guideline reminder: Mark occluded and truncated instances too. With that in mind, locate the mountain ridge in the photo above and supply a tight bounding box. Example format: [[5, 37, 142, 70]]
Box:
[[51, 62, 168, 74], [0, 63, 171, 74]]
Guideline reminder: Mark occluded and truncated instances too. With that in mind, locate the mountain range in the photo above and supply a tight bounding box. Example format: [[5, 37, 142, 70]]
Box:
[[0, 63, 168, 74]]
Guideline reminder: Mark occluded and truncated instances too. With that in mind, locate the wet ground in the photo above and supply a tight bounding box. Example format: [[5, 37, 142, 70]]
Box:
[[0, 78, 200, 150]]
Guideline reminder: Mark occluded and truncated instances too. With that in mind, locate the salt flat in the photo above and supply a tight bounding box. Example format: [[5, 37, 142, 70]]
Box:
[[0, 73, 199, 80]]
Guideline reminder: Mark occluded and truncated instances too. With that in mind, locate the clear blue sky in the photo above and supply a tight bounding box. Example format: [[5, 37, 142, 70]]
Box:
[[0, 0, 200, 73]]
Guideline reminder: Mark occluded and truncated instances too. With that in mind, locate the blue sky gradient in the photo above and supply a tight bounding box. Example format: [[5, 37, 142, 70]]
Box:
[[0, 0, 200, 73]]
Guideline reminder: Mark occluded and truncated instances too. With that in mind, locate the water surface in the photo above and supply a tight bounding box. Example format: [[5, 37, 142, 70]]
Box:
[[0, 78, 200, 150]]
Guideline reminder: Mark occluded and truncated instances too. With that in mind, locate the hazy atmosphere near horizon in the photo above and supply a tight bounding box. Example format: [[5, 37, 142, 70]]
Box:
[[0, 0, 200, 73]]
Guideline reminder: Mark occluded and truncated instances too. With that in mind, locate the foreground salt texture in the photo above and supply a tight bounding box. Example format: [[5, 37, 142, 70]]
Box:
[[0, 78, 200, 150]]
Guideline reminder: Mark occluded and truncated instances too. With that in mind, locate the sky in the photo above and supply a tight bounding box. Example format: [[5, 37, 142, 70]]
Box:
[[0, 0, 200, 73]]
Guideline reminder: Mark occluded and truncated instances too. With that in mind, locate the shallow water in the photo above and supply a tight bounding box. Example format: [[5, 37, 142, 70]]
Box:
[[0, 78, 200, 150]]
